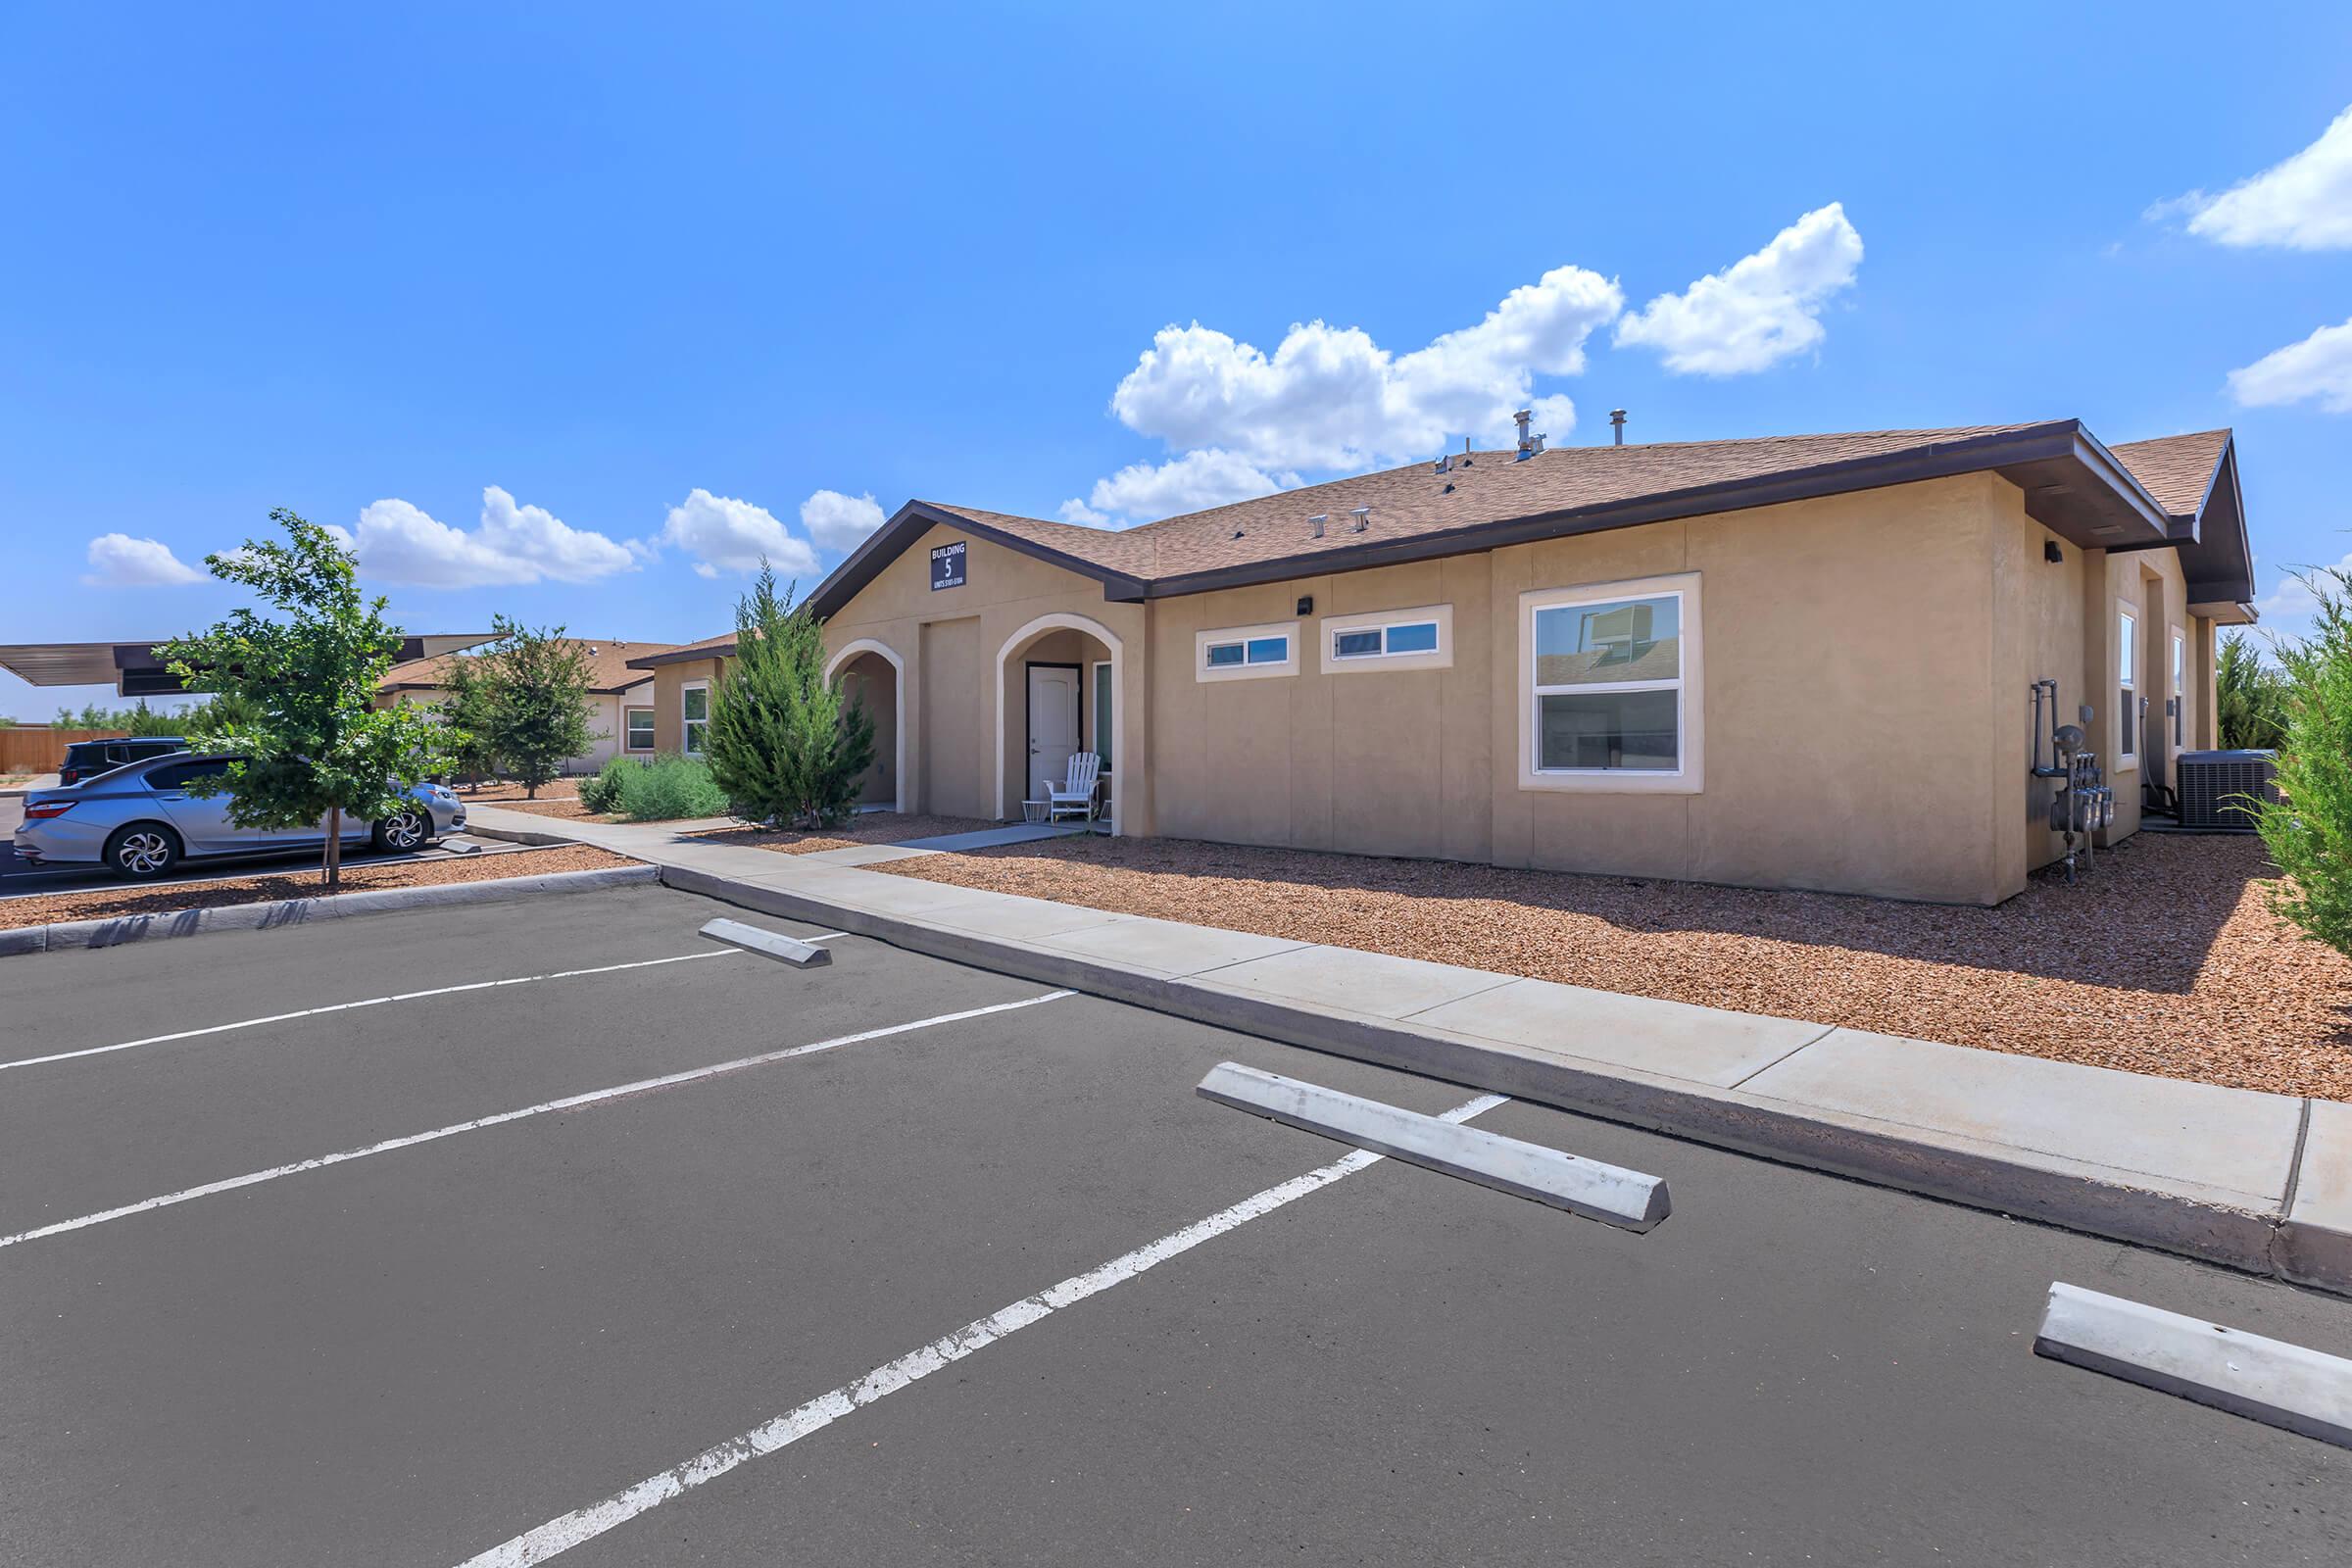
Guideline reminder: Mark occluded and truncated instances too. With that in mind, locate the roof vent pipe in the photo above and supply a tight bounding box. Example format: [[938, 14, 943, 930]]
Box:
[[1348, 506, 1371, 533], [1460, 436, 1473, 467], [1609, 409, 1627, 446], [1513, 409, 1544, 461], [1308, 514, 1327, 538]]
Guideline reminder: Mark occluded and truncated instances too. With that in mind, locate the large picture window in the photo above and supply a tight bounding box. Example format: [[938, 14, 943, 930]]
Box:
[[682, 682, 710, 756], [1519, 574, 1702, 794]]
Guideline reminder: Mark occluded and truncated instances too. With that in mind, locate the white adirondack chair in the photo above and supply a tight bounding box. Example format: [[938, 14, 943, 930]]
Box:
[[1041, 751, 1102, 823]]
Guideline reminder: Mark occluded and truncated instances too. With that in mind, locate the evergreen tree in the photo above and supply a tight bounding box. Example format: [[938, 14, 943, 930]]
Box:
[[703, 564, 874, 829], [2257, 567, 2352, 957]]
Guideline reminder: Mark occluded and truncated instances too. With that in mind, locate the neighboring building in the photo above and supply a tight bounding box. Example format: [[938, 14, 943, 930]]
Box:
[[0, 633, 491, 699], [638, 419, 2257, 906], [379, 639, 677, 774]]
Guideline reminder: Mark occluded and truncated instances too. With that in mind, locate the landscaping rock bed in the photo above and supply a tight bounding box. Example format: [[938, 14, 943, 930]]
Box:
[[879, 831, 2352, 1101]]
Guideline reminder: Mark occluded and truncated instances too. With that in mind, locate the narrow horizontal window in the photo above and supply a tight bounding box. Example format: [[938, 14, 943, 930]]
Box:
[[1333, 628, 1382, 660], [1204, 642, 1246, 667], [1245, 636, 1289, 664]]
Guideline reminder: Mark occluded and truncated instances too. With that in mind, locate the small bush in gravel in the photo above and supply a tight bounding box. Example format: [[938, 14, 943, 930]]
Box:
[[611, 754, 731, 822], [577, 758, 629, 814], [2258, 566, 2352, 958]]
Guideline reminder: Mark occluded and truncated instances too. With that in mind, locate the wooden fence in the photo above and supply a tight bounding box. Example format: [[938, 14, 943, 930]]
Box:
[[0, 728, 122, 774]]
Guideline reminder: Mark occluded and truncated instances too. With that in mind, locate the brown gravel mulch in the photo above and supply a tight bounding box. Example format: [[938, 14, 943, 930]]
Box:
[[0, 845, 632, 931], [878, 832, 2352, 1102], [700, 812, 1004, 858]]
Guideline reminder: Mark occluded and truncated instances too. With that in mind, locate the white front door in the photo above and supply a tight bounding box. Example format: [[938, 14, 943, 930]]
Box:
[[1027, 664, 1081, 800]]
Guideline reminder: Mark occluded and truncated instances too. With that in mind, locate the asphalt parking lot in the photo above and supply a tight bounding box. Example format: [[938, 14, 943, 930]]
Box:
[[2, 882, 2349, 1566]]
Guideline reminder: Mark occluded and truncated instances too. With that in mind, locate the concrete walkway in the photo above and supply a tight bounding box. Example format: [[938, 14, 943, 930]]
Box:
[[462, 803, 2352, 1296]]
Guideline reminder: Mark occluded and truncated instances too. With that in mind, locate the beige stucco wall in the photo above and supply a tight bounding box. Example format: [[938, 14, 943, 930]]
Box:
[[654, 470, 2233, 906]]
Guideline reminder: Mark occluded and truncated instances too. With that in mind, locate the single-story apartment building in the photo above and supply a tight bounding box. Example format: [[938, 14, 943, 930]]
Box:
[[633, 419, 2257, 906], [379, 638, 677, 774]]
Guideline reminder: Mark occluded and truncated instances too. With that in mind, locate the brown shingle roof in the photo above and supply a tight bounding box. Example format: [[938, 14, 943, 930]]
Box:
[[802, 418, 2249, 618], [2108, 429, 2230, 517], [380, 638, 672, 695], [920, 424, 2056, 586]]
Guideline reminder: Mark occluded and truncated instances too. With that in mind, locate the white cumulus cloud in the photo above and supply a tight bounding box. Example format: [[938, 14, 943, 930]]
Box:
[[347, 487, 637, 588], [1059, 449, 1299, 528], [660, 489, 820, 579], [82, 533, 206, 586], [1102, 264, 1623, 475], [2228, 317, 2352, 413], [1057, 262, 1622, 526], [1615, 203, 1865, 375], [800, 489, 888, 551], [2163, 104, 2352, 251]]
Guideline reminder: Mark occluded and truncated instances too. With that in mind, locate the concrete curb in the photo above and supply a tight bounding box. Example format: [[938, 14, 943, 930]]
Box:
[[652, 861, 2334, 1294], [0, 864, 661, 957]]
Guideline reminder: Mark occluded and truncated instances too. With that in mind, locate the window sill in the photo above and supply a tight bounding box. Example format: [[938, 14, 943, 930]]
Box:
[[1519, 769, 1702, 796]]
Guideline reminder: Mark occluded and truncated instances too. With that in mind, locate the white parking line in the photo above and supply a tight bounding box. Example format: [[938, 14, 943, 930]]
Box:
[[0, 987, 1069, 1251], [453, 1091, 1509, 1567], [0, 935, 854, 1075]]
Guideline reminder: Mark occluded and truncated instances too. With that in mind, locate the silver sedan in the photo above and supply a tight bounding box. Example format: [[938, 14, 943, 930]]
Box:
[[13, 752, 466, 880]]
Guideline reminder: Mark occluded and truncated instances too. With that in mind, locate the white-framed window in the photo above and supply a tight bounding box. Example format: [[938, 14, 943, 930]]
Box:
[[2116, 605, 2137, 768], [1196, 620, 1298, 682], [1319, 604, 1453, 674], [1519, 572, 1702, 794], [625, 707, 655, 752], [2170, 628, 2186, 749], [681, 682, 710, 756]]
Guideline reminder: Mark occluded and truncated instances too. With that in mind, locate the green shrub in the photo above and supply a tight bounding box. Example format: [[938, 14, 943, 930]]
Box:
[[577, 757, 629, 814], [702, 564, 875, 829], [2218, 630, 2289, 751], [2256, 566, 2352, 957], [609, 753, 731, 822]]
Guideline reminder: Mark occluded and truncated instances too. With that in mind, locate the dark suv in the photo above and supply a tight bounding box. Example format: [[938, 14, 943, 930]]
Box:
[[58, 737, 188, 786]]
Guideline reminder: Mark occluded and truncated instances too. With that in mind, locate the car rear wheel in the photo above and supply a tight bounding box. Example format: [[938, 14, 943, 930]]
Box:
[[105, 823, 182, 880], [371, 808, 430, 854]]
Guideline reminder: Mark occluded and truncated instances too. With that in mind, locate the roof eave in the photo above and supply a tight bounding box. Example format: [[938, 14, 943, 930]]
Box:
[[805, 501, 1150, 619], [1143, 421, 2170, 600]]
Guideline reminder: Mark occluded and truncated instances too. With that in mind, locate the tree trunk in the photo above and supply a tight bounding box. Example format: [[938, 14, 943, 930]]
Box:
[[525, 777, 539, 800], [324, 806, 341, 889]]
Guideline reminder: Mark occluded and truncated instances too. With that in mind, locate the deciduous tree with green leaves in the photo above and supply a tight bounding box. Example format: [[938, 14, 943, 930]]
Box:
[[702, 564, 874, 829], [2255, 566, 2352, 957], [432, 653, 503, 790], [157, 509, 452, 889], [477, 618, 597, 799]]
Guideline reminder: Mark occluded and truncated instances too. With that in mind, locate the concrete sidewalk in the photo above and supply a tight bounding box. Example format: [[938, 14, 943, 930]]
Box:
[[461, 803, 2352, 1297]]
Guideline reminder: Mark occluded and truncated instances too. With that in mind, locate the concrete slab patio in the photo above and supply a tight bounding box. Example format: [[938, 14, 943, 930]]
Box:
[[460, 803, 2352, 1295]]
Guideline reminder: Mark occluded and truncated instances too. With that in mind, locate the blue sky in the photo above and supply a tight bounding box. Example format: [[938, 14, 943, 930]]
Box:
[[4, 3, 2348, 717]]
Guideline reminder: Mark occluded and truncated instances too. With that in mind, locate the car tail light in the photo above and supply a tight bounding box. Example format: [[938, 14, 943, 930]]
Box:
[[22, 800, 75, 820]]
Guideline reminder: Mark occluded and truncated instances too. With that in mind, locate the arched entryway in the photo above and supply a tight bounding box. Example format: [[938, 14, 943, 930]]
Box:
[[994, 612, 1122, 834], [824, 638, 906, 813]]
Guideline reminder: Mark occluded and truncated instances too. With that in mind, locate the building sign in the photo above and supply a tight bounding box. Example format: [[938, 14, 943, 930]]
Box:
[[930, 540, 966, 591]]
